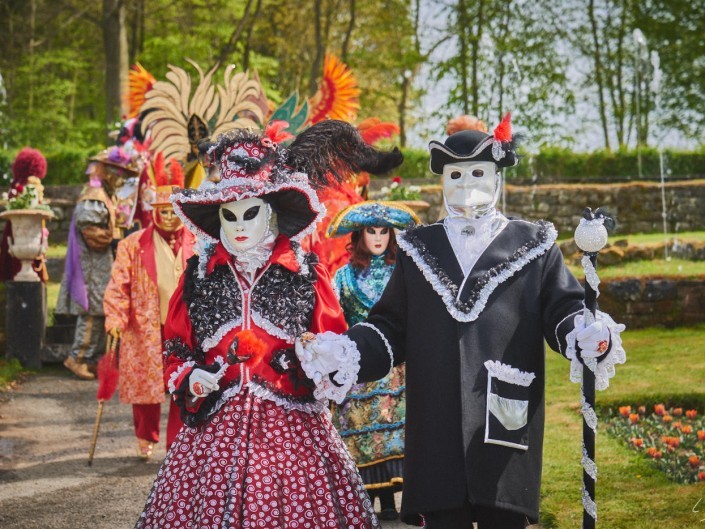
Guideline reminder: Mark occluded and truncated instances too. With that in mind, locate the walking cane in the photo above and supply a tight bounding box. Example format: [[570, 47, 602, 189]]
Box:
[[573, 207, 615, 528], [87, 332, 120, 466]]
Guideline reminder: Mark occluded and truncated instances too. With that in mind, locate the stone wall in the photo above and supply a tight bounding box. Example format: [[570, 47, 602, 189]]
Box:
[[4, 180, 704, 246], [372, 179, 705, 237], [597, 277, 705, 329]]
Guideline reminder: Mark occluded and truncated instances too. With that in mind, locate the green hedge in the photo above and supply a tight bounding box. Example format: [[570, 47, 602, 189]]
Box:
[[396, 146, 705, 181], [3, 145, 704, 184], [0, 146, 102, 185]]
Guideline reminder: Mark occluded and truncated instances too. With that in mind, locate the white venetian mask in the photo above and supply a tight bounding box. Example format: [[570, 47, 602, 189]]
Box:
[[219, 197, 270, 252], [442, 161, 501, 217]]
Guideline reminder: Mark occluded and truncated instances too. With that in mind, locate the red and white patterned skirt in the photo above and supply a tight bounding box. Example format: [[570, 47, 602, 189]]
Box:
[[135, 388, 380, 528]]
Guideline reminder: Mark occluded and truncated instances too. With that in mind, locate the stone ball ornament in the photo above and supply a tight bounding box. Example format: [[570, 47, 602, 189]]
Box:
[[574, 207, 615, 253]]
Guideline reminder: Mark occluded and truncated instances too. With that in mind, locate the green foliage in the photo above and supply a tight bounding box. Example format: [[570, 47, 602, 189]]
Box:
[[393, 146, 705, 181], [44, 146, 101, 185], [0, 358, 27, 389], [398, 148, 430, 179]]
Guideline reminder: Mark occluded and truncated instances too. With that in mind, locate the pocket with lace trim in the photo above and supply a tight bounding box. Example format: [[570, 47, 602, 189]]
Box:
[[483, 360, 536, 451]]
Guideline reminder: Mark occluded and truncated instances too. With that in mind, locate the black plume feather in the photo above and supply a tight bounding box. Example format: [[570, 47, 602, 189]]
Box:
[[285, 120, 404, 189]]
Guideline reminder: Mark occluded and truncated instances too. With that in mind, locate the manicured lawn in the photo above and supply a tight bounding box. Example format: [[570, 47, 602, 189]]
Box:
[[46, 243, 67, 259], [558, 231, 705, 246], [568, 258, 705, 279], [540, 325, 705, 528]]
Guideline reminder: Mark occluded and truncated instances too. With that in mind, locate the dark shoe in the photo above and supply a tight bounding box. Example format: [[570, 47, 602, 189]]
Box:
[[380, 508, 399, 521], [63, 357, 95, 380]]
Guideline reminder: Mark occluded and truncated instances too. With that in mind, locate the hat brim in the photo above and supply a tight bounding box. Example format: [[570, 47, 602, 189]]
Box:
[[429, 139, 517, 174], [88, 158, 140, 176], [173, 179, 324, 243], [327, 200, 421, 238]]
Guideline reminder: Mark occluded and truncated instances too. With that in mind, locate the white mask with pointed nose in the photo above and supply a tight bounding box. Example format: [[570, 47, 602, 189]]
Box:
[[442, 161, 501, 217], [219, 197, 270, 252]]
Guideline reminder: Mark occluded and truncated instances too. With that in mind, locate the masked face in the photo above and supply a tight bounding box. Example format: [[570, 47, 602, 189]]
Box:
[[362, 226, 390, 256], [153, 205, 182, 233], [442, 161, 500, 216], [219, 197, 270, 252]]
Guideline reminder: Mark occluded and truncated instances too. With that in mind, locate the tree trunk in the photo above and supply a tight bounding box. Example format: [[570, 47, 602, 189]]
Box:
[[308, 0, 325, 97], [28, 0, 37, 114], [587, 0, 611, 150], [457, 0, 470, 114], [399, 75, 410, 147], [243, 0, 262, 71], [341, 0, 356, 62], [103, 0, 129, 138], [213, 0, 254, 70], [470, 0, 485, 117]]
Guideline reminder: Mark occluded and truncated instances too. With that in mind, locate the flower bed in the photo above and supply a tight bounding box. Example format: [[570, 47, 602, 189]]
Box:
[[604, 403, 705, 483]]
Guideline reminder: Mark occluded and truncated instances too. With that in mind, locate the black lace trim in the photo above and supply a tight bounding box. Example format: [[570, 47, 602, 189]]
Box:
[[270, 348, 316, 392], [251, 264, 316, 338], [183, 263, 242, 347], [163, 336, 206, 364], [402, 220, 552, 316]]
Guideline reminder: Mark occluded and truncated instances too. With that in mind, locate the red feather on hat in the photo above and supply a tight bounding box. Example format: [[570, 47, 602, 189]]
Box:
[[493, 113, 513, 143], [265, 120, 295, 145], [153, 152, 172, 187], [168, 160, 185, 188], [357, 118, 400, 145]]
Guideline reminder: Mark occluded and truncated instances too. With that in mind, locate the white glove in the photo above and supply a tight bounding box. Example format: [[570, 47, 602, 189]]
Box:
[[576, 320, 611, 358], [189, 368, 220, 399], [295, 334, 345, 384]]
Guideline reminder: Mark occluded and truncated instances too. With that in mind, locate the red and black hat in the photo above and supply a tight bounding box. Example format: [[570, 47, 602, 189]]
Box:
[[172, 120, 403, 243], [429, 113, 519, 174]]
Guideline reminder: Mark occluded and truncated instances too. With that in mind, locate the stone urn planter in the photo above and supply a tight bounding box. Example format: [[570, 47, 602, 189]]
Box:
[[0, 208, 54, 281]]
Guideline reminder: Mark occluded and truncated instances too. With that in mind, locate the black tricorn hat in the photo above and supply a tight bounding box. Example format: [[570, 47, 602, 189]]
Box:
[[429, 113, 519, 174]]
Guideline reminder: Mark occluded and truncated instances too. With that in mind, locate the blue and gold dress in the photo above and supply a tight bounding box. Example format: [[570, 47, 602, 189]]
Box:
[[332, 254, 405, 490]]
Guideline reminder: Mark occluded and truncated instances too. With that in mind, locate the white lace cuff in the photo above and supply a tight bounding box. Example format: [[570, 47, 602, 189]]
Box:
[[565, 311, 626, 391], [296, 332, 360, 404], [353, 322, 394, 376], [167, 360, 195, 394]]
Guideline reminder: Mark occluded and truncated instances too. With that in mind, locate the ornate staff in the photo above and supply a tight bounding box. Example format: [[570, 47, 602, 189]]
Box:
[[573, 207, 616, 528], [87, 332, 120, 466]]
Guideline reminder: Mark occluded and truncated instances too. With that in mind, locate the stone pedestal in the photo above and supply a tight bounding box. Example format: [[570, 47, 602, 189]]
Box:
[[6, 281, 46, 369]]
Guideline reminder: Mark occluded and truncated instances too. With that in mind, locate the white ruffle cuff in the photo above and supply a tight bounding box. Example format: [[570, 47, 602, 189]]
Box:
[[565, 311, 626, 390], [295, 331, 360, 404]]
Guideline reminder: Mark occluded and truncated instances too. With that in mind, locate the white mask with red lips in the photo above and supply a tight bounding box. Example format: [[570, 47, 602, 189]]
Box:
[[219, 197, 278, 277]]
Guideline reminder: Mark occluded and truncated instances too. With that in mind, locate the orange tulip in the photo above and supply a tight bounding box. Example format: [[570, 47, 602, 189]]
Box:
[[682, 425, 693, 434], [646, 447, 658, 457], [673, 408, 683, 416], [672, 421, 682, 430], [686, 409, 698, 419], [699, 472, 705, 481], [663, 415, 673, 423], [638, 406, 646, 414], [630, 437, 644, 448], [619, 406, 632, 417], [697, 430, 705, 441], [629, 413, 639, 424], [689, 455, 700, 467], [654, 404, 666, 416]]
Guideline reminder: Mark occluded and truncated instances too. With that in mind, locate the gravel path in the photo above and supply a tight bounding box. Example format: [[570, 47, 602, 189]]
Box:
[[0, 367, 407, 528]]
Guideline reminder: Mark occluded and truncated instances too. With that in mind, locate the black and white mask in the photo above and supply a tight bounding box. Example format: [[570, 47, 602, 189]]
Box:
[[219, 197, 271, 252]]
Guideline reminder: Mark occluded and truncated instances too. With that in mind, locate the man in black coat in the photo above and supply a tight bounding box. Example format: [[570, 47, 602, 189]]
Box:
[[297, 115, 626, 528]]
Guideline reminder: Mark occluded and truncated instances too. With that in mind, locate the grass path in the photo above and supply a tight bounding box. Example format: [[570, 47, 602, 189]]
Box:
[[541, 325, 705, 527]]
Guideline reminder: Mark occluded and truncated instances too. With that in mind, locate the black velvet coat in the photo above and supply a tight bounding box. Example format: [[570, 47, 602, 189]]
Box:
[[347, 219, 585, 523]]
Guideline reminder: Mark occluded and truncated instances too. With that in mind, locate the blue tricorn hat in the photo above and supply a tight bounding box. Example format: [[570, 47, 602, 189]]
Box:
[[326, 200, 421, 238]]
